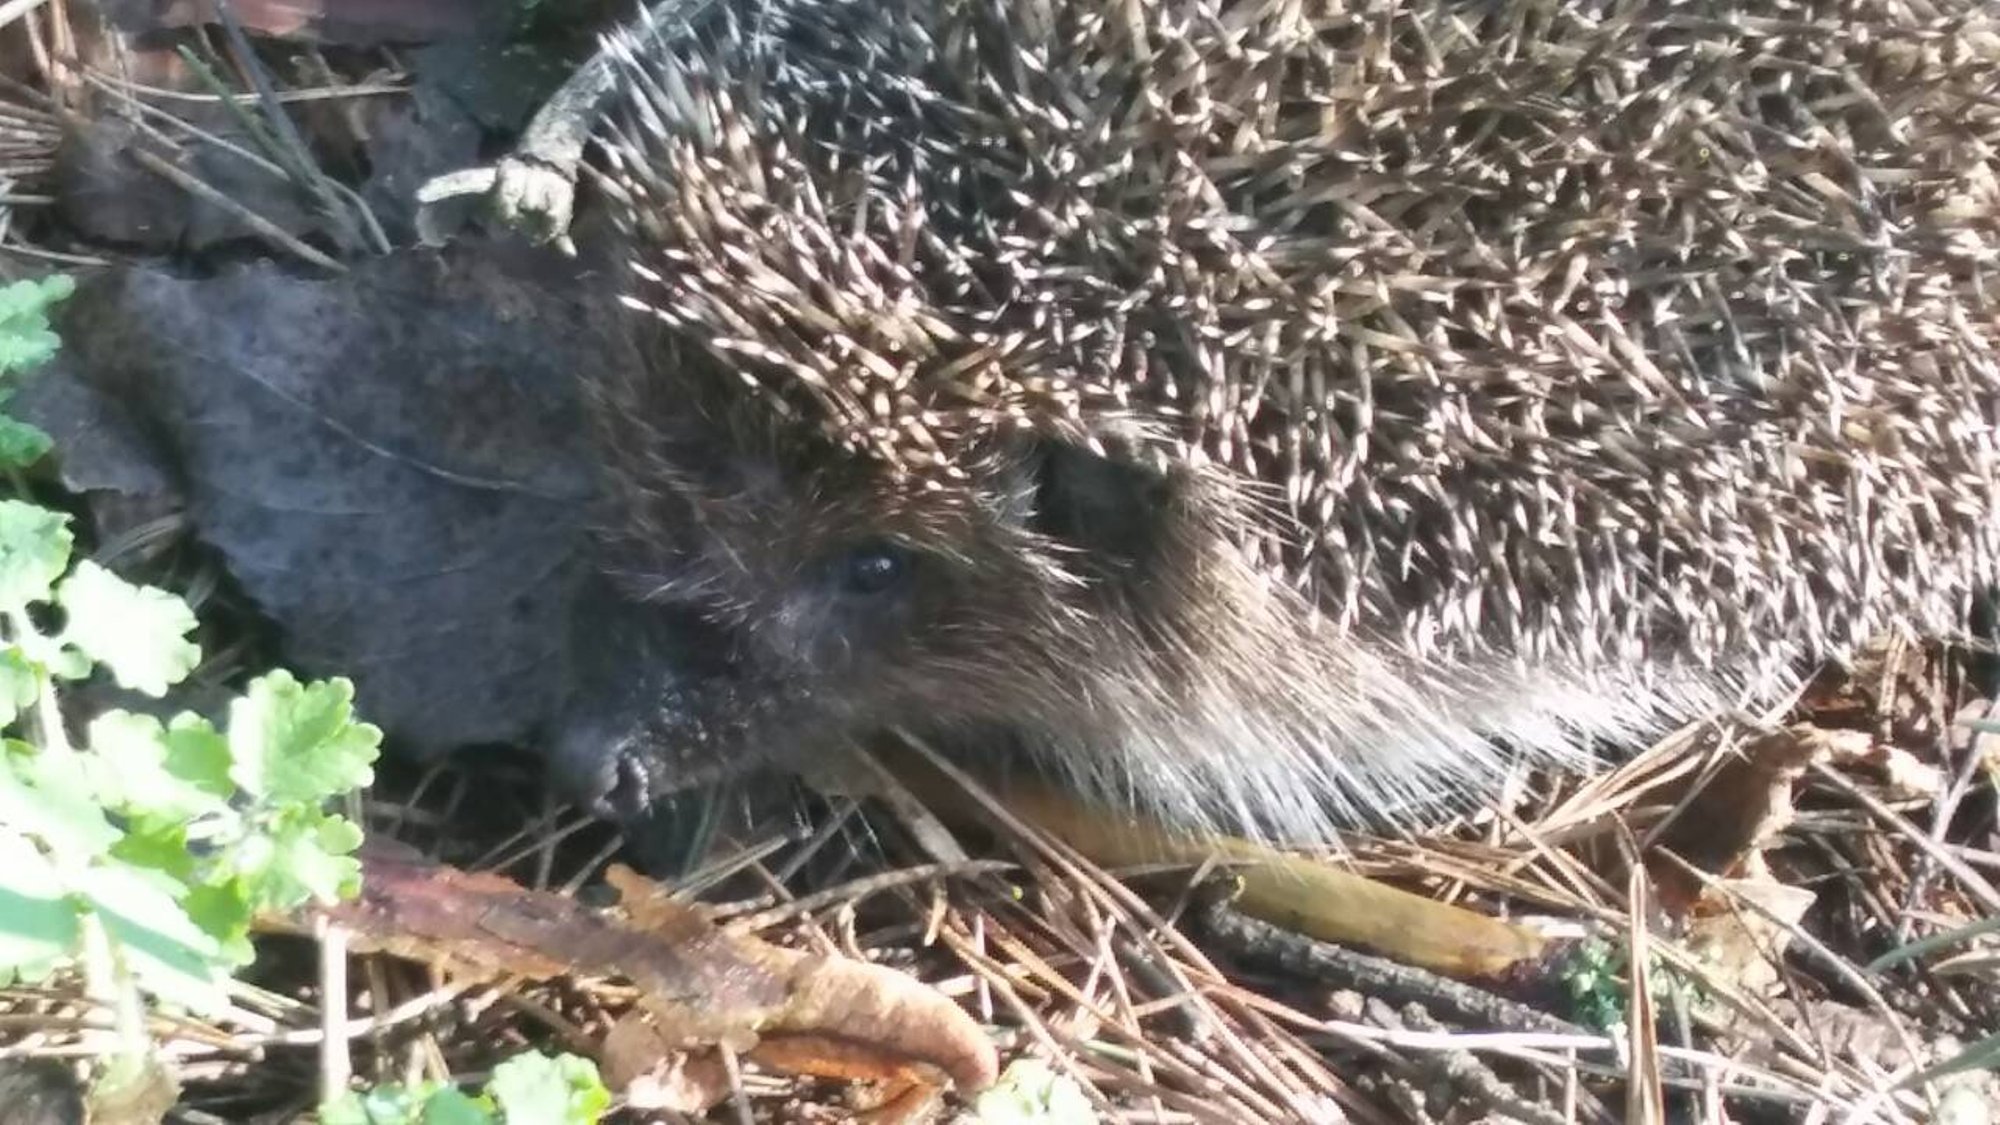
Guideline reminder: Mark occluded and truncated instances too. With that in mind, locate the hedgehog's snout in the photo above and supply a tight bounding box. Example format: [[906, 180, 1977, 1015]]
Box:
[[546, 649, 681, 819], [548, 573, 760, 817], [549, 723, 652, 821]]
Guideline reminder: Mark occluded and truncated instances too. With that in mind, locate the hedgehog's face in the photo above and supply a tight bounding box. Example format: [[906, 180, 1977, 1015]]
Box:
[[553, 422, 1207, 820]]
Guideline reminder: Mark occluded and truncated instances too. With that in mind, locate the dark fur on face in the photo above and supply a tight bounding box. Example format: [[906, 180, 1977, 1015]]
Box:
[[565, 329, 1323, 827]]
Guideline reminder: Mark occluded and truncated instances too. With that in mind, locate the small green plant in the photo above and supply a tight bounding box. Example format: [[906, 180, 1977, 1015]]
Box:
[[1559, 938, 1627, 1030], [0, 538, 382, 1001], [320, 1052, 612, 1125], [1, 272, 628, 1125], [0, 275, 68, 469], [0, 271, 618, 1123], [0, 274, 381, 1097], [1558, 937, 1703, 1032], [971, 1058, 1097, 1124]]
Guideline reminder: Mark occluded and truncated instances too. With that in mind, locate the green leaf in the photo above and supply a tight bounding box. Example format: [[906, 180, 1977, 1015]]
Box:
[[0, 415, 52, 470], [422, 1088, 498, 1125], [0, 274, 74, 319], [322, 1084, 498, 1125], [76, 862, 229, 1016], [485, 1053, 611, 1125], [0, 275, 74, 378], [228, 672, 381, 805], [0, 500, 71, 610], [0, 830, 81, 984], [232, 806, 364, 914], [0, 747, 123, 859], [109, 819, 198, 885], [181, 879, 255, 968], [0, 331, 60, 376], [16, 625, 90, 682], [84, 711, 231, 824], [319, 1092, 374, 1125], [162, 712, 234, 800], [322, 1085, 431, 1125], [0, 647, 40, 728], [0, 345, 54, 376], [56, 561, 201, 697], [972, 1059, 1098, 1125]]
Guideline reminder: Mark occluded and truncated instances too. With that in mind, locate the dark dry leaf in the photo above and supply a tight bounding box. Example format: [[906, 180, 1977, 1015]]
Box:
[[17, 247, 624, 758], [1682, 873, 1815, 1008], [355, 82, 486, 243], [1648, 727, 1827, 914]]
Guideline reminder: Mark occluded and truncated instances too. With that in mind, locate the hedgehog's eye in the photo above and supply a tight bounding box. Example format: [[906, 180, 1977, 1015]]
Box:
[[841, 541, 909, 596]]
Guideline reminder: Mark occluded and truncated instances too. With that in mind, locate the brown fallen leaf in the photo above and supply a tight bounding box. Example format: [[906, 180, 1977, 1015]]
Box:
[[1681, 865, 1817, 1005], [600, 1018, 731, 1115], [750, 1035, 948, 1125], [278, 847, 997, 1101], [1646, 726, 1826, 914], [607, 864, 999, 1095], [1646, 719, 1958, 917], [1823, 724, 1948, 800], [604, 1014, 947, 1123]]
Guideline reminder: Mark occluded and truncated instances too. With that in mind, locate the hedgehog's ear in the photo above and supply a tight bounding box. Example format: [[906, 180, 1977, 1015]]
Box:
[[1023, 438, 1179, 574]]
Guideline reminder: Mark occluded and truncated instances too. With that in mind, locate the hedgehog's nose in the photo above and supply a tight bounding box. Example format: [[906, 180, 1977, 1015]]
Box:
[[552, 573, 727, 819], [599, 753, 656, 822], [548, 715, 653, 820]]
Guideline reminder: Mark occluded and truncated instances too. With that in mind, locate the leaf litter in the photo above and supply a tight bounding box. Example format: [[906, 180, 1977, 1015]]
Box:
[[0, 2, 1994, 1123]]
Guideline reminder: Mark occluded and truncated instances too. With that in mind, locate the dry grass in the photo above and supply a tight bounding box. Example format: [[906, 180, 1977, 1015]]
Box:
[[10, 656, 1994, 1122]]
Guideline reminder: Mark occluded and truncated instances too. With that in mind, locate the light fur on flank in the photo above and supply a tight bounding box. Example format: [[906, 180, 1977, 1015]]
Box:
[[569, 0, 2000, 843]]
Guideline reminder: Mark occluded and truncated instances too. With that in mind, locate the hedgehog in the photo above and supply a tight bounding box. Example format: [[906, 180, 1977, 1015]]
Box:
[[536, 0, 2000, 844]]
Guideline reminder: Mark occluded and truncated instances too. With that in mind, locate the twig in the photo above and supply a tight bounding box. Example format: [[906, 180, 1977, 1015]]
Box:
[[1198, 896, 1585, 1039], [414, 0, 723, 245], [125, 147, 344, 272]]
